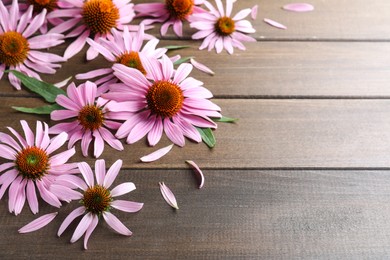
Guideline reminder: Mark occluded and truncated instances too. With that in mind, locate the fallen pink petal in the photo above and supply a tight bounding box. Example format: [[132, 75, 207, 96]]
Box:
[[140, 144, 174, 163], [18, 212, 58, 233], [264, 18, 287, 30], [190, 58, 215, 76], [185, 160, 205, 189], [159, 182, 179, 210], [251, 5, 259, 20], [282, 3, 314, 12]]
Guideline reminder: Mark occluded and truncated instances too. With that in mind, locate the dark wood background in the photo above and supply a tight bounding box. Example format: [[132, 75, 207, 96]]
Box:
[[1, 0, 390, 259]]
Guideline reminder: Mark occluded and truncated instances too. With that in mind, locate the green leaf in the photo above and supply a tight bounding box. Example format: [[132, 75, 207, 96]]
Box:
[[8, 70, 66, 103], [163, 45, 190, 50], [12, 104, 64, 115], [173, 56, 194, 66], [213, 116, 238, 123], [196, 127, 216, 148]]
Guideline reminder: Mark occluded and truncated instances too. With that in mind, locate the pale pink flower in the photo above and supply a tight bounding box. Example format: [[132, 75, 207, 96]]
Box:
[[50, 81, 124, 158], [189, 0, 256, 54], [47, 0, 137, 60], [56, 159, 143, 250], [103, 55, 222, 147], [134, 0, 206, 37], [0, 120, 78, 215], [0, 0, 65, 89], [76, 25, 167, 94]]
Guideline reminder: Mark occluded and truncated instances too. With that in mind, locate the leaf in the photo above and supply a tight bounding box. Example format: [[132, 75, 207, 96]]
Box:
[[163, 45, 190, 50], [173, 56, 194, 66], [8, 70, 66, 103], [196, 127, 216, 148], [213, 116, 238, 123], [12, 104, 64, 115]]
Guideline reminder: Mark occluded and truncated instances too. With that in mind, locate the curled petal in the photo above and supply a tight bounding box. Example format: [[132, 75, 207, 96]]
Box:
[[190, 58, 215, 76], [282, 3, 314, 12], [185, 160, 205, 189], [159, 182, 179, 209], [18, 212, 58, 233], [140, 144, 174, 163], [263, 18, 287, 30]]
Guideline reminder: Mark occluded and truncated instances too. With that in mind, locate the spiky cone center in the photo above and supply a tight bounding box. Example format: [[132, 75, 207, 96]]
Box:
[[165, 0, 194, 20], [82, 0, 120, 35], [27, 0, 58, 13], [82, 185, 112, 214], [15, 146, 49, 180], [78, 105, 104, 131], [215, 16, 235, 36], [117, 51, 146, 75], [146, 80, 184, 118], [0, 31, 29, 66]]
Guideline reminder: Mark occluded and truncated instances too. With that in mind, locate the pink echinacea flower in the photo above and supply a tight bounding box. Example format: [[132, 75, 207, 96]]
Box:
[[56, 159, 143, 250], [50, 81, 124, 158], [0, 0, 65, 89], [0, 120, 78, 215], [189, 0, 256, 54], [103, 55, 222, 147]]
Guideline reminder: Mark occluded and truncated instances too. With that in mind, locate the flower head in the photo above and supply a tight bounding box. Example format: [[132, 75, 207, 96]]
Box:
[[134, 0, 206, 37], [56, 159, 143, 250], [50, 81, 124, 158], [76, 25, 167, 95], [189, 0, 256, 54], [0, 0, 65, 89], [0, 120, 77, 215], [103, 55, 221, 147], [47, 0, 137, 59]]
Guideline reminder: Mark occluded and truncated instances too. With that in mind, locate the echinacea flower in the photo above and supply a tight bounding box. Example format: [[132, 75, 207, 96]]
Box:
[[103, 55, 222, 147], [134, 0, 206, 37], [0, 120, 78, 215], [50, 81, 124, 158], [47, 0, 137, 60], [0, 0, 65, 89], [76, 25, 167, 94], [189, 0, 256, 54], [56, 159, 143, 250]]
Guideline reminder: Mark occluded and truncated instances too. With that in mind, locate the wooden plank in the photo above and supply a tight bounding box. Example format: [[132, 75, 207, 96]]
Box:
[[1, 169, 390, 258], [3, 98, 390, 168], [133, 0, 390, 40], [3, 42, 390, 98]]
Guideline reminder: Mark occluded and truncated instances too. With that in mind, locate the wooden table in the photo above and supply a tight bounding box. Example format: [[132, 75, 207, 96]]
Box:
[[2, 0, 390, 259]]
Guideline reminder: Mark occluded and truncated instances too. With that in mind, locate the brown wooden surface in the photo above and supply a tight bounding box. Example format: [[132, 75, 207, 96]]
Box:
[[1, 0, 390, 259]]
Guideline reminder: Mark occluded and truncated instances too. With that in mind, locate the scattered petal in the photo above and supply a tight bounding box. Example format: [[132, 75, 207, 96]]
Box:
[[159, 182, 179, 209], [251, 5, 258, 20], [18, 212, 58, 233], [263, 18, 287, 30], [185, 160, 205, 189], [282, 3, 314, 12], [190, 58, 215, 76], [140, 144, 174, 163]]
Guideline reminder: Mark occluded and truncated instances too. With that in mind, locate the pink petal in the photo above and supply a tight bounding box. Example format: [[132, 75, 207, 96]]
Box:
[[251, 5, 258, 20], [49, 147, 75, 166], [81, 131, 93, 157], [84, 214, 98, 250], [102, 212, 132, 236], [282, 3, 314, 12], [92, 130, 104, 158], [164, 119, 185, 147], [50, 185, 83, 202], [103, 159, 122, 189], [78, 162, 94, 187], [21, 120, 34, 146], [45, 132, 68, 154], [111, 182, 136, 197], [159, 182, 179, 209], [58, 206, 85, 236], [26, 180, 38, 214], [111, 200, 144, 213], [36, 181, 62, 208], [18, 212, 58, 233], [190, 58, 215, 76], [263, 18, 287, 30], [185, 160, 205, 189], [64, 30, 89, 60], [71, 213, 93, 243], [140, 144, 174, 163], [95, 159, 106, 186]]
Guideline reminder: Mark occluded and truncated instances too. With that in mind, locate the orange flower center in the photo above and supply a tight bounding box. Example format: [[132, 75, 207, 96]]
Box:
[[82, 0, 120, 35], [116, 51, 146, 75], [82, 185, 112, 214], [165, 0, 194, 20], [146, 80, 184, 118], [215, 17, 235, 36], [27, 0, 58, 13], [15, 146, 49, 180], [78, 105, 104, 131], [0, 31, 29, 66]]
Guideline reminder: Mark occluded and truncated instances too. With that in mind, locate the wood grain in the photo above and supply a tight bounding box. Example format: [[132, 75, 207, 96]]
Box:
[[1, 169, 390, 259]]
